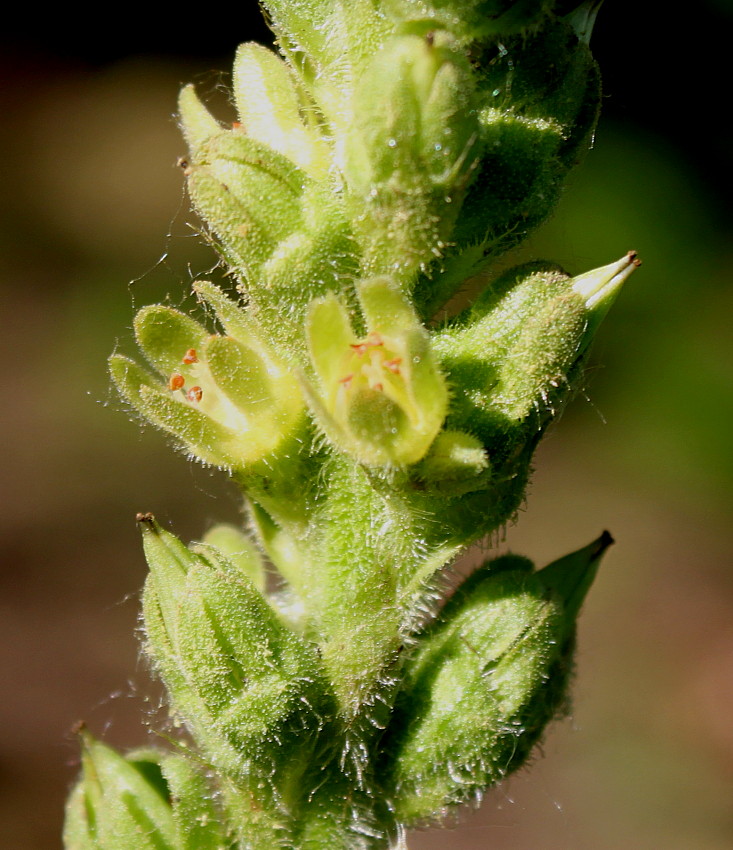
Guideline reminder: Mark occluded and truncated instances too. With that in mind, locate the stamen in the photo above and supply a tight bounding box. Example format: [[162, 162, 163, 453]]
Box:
[[183, 348, 198, 364], [169, 374, 185, 391], [187, 386, 203, 402], [350, 333, 384, 357]]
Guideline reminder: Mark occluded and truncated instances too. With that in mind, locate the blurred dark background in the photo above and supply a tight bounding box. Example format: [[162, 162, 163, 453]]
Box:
[[2, 2, 732, 847]]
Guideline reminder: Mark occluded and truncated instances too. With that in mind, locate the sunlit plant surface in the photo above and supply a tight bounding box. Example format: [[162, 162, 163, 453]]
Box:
[[64, 2, 638, 847]]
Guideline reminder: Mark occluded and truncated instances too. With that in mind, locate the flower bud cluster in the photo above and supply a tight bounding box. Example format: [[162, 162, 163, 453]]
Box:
[[74, 1, 637, 846]]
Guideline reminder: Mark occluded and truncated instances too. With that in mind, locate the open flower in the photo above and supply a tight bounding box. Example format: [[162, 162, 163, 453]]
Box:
[[304, 276, 448, 467], [110, 284, 304, 471]]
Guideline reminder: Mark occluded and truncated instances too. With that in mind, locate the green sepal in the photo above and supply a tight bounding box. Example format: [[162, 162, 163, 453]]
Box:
[[233, 42, 330, 179], [192, 280, 253, 343], [63, 732, 177, 850], [110, 353, 234, 468], [137, 386, 242, 469], [536, 529, 613, 628], [178, 84, 222, 154], [382, 533, 611, 824], [109, 353, 164, 406], [134, 305, 208, 376]]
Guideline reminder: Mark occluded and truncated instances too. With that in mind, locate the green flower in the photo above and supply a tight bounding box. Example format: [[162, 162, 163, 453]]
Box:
[[305, 276, 448, 466]]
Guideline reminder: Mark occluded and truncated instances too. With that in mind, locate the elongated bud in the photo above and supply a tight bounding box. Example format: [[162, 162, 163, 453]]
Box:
[[305, 276, 448, 466], [179, 98, 307, 279], [110, 298, 305, 470], [178, 84, 221, 153], [232, 42, 330, 179], [180, 91, 355, 355], [345, 32, 480, 284], [139, 516, 330, 787], [383, 532, 612, 823], [63, 733, 178, 850], [415, 16, 601, 313], [433, 253, 638, 464]]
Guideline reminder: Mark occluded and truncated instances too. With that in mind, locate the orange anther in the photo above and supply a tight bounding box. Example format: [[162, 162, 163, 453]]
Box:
[[384, 357, 402, 374], [168, 373, 185, 391], [187, 386, 203, 403], [338, 373, 354, 386], [182, 348, 198, 364], [350, 333, 384, 357]]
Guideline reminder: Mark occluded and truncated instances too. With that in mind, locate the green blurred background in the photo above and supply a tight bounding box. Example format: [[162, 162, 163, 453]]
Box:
[[2, 2, 732, 847]]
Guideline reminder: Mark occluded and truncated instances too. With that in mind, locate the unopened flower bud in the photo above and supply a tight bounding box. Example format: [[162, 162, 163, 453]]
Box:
[[179, 87, 307, 276], [258, 0, 388, 130], [180, 89, 355, 355], [64, 733, 229, 850], [305, 276, 448, 466], [345, 32, 480, 283], [433, 253, 638, 464], [232, 42, 330, 179], [416, 16, 601, 313], [383, 532, 612, 823], [140, 516, 330, 786]]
